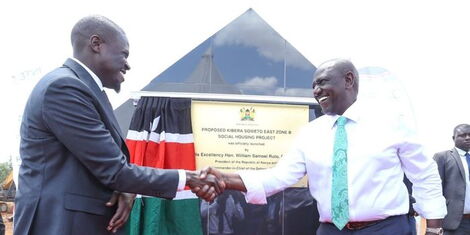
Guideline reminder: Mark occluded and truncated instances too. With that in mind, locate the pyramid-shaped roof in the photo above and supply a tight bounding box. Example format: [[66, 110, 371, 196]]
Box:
[[144, 47, 240, 94], [115, 9, 317, 135]]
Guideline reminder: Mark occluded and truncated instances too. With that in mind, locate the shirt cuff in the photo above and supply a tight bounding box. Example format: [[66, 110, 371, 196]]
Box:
[[413, 197, 447, 219], [177, 170, 186, 191], [239, 170, 268, 204]]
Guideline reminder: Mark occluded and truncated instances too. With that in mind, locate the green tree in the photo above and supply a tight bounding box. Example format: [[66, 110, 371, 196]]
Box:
[[0, 160, 12, 185]]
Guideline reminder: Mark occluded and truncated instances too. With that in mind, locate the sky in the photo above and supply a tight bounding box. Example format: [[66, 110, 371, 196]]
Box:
[[1, 0, 469, 163]]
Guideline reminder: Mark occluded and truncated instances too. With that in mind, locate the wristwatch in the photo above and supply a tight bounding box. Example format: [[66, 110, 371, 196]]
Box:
[[425, 227, 443, 235]]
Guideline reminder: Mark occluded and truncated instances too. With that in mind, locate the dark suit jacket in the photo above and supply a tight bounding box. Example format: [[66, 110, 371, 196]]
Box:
[[434, 148, 467, 230], [14, 59, 180, 235]]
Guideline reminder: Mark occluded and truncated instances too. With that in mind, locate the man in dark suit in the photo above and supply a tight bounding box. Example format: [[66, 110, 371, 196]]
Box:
[[14, 15, 222, 235], [434, 123, 470, 234]]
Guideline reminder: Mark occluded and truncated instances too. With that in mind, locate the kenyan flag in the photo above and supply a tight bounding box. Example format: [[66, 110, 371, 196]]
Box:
[[124, 97, 202, 235]]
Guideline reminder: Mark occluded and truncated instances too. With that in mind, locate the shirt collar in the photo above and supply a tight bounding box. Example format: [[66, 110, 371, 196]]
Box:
[[71, 57, 104, 91], [455, 147, 468, 156], [327, 99, 361, 129]]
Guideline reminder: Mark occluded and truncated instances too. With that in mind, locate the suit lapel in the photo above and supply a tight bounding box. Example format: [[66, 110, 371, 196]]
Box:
[[98, 91, 130, 160], [450, 148, 466, 181], [62, 59, 125, 143], [99, 90, 124, 137]]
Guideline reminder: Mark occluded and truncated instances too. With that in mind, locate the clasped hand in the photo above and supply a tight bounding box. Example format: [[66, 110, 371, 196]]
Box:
[[104, 167, 224, 233], [186, 167, 225, 202]]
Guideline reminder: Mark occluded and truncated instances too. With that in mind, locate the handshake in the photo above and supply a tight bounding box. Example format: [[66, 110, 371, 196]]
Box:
[[105, 167, 231, 233], [185, 167, 240, 202]]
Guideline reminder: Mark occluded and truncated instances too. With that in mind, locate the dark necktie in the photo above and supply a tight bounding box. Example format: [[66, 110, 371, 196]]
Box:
[[465, 152, 470, 180], [331, 116, 349, 230]]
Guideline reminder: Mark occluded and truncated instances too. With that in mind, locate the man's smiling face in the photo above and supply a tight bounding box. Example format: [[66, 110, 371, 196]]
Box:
[[313, 66, 348, 115]]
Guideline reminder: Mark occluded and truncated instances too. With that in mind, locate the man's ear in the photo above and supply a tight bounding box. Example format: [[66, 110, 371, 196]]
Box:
[[345, 71, 355, 89], [89, 35, 102, 53]]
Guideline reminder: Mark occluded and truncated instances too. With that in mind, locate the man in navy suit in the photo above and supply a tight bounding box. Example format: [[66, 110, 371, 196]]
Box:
[[14, 15, 222, 235]]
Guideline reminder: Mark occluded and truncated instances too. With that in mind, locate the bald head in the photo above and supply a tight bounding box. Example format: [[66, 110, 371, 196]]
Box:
[[454, 124, 470, 136], [312, 58, 359, 115], [71, 15, 125, 56], [316, 58, 359, 92], [70, 15, 130, 93], [453, 124, 470, 152]]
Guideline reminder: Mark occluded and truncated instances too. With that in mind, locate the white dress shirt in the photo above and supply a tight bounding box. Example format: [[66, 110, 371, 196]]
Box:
[[456, 147, 470, 214], [240, 99, 446, 222], [71, 58, 187, 191]]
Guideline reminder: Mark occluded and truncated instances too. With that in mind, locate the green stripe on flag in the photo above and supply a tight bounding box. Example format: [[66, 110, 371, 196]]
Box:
[[125, 197, 203, 235]]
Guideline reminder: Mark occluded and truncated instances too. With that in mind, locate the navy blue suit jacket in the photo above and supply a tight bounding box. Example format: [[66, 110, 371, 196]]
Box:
[[15, 59, 179, 235]]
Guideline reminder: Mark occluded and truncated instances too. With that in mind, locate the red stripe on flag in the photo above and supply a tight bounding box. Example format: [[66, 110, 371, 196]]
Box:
[[126, 139, 195, 170], [126, 139, 146, 166], [162, 141, 196, 170]]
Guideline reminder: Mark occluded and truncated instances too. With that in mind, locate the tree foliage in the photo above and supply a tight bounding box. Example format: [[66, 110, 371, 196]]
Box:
[[0, 161, 12, 185]]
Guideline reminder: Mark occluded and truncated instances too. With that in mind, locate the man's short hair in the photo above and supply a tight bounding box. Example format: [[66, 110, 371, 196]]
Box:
[[71, 15, 124, 51]]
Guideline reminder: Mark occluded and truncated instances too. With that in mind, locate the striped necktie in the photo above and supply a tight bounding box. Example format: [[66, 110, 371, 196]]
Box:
[[331, 116, 349, 230]]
